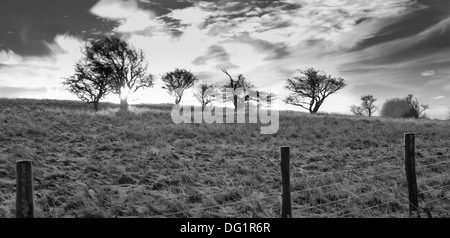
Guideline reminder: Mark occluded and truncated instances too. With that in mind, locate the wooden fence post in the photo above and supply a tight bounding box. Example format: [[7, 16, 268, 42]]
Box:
[[280, 146, 291, 218], [16, 160, 34, 218], [404, 133, 419, 217]]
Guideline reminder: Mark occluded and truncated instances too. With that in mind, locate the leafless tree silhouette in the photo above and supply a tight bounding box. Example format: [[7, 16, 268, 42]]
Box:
[[194, 84, 219, 110], [221, 69, 256, 112], [350, 95, 378, 117]]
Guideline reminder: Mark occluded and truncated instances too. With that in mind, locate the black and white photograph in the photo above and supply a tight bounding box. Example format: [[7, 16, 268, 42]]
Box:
[[1, 0, 450, 225]]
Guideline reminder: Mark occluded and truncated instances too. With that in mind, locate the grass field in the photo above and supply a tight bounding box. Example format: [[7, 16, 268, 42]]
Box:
[[0, 98, 449, 218]]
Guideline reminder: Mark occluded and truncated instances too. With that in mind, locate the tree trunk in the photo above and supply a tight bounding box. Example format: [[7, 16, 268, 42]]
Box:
[[93, 101, 99, 112], [311, 100, 323, 114], [309, 104, 315, 114], [120, 97, 129, 112], [234, 95, 238, 112]]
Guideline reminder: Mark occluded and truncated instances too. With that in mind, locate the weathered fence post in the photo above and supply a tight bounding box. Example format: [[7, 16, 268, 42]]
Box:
[[16, 160, 34, 218], [404, 133, 419, 217], [280, 146, 291, 218]]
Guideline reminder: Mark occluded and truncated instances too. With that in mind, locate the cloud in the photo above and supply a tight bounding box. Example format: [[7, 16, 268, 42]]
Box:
[[0, 50, 23, 65], [228, 33, 290, 60], [0, 86, 48, 98], [90, 0, 161, 34], [90, 0, 140, 20], [421, 70, 435, 77], [352, 0, 450, 51], [0, 34, 84, 93], [169, 2, 216, 26], [192, 45, 239, 70], [432, 96, 444, 100], [0, 0, 118, 57]]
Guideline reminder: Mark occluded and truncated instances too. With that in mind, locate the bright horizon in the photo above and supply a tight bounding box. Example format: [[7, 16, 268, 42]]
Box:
[[1, 0, 449, 119]]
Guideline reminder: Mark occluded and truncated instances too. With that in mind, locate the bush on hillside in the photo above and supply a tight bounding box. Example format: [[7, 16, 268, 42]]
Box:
[[380, 98, 410, 118]]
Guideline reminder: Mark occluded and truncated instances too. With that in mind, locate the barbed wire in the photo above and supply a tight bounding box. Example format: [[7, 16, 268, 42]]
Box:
[[349, 183, 450, 218], [416, 159, 450, 170], [418, 184, 450, 196], [298, 151, 401, 170], [422, 196, 448, 206], [342, 169, 450, 217], [147, 180, 281, 204], [292, 162, 403, 182], [358, 197, 409, 218], [148, 193, 280, 218], [292, 184, 402, 214], [43, 143, 450, 218], [290, 168, 404, 192], [68, 156, 447, 206], [65, 162, 407, 215], [69, 169, 281, 207], [418, 173, 450, 184], [416, 151, 448, 163]]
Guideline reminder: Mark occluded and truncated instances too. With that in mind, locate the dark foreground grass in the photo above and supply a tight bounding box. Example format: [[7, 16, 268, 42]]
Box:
[[0, 98, 449, 218]]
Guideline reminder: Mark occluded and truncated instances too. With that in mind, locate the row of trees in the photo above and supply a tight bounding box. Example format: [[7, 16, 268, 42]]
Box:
[[281, 67, 431, 119], [350, 94, 429, 119], [62, 37, 227, 112], [63, 36, 430, 119], [63, 36, 271, 112]]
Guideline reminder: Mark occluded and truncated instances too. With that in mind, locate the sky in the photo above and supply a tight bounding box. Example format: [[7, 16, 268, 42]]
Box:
[[0, 0, 449, 119]]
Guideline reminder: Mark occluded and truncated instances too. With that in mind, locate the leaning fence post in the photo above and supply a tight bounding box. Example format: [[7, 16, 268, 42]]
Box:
[[404, 133, 419, 217], [280, 146, 291, 218], [16, 160, 34, 218]]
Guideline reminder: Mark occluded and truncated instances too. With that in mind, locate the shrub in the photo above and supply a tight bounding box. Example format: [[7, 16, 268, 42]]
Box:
[[380, 98, 410, 118]]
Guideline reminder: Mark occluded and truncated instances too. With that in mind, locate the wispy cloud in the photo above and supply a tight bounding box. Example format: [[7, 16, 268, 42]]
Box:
[[0, 34, 84, 100], [421, 70, 435, 77], [0, 86, 47, 98], [192, 45, 239, 70]]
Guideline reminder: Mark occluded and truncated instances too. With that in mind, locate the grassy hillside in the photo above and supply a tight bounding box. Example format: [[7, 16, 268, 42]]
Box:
[[0, 98, 449, 218]]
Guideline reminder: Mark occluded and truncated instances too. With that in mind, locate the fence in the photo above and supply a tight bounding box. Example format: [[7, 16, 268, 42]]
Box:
[[14, 133, 450, 218]]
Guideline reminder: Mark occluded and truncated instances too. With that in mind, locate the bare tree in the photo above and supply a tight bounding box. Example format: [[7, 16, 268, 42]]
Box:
[[86, 36, 155, 112], [161, 68, 198, 105], [350, 94, 378, 117], [221, 69, 256, 111], [194, 84, 219, 110], [361, 95, 378, 117], [349, 105, 364, 116], [284, 68, 347, 114], [404, 94, 429, 118]]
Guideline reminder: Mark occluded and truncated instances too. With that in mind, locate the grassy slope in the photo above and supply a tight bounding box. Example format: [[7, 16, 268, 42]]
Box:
[[0, 98, 449, 218]]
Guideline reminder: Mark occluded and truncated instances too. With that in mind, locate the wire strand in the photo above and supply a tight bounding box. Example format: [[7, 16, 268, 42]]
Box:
[[293, 163, 403, 182], [293, 184, 402, 213], [416, 160, 450, 170], [418, 184, 450, 196], [290, 168, 404, 193], [148, 193, 280, 218]]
